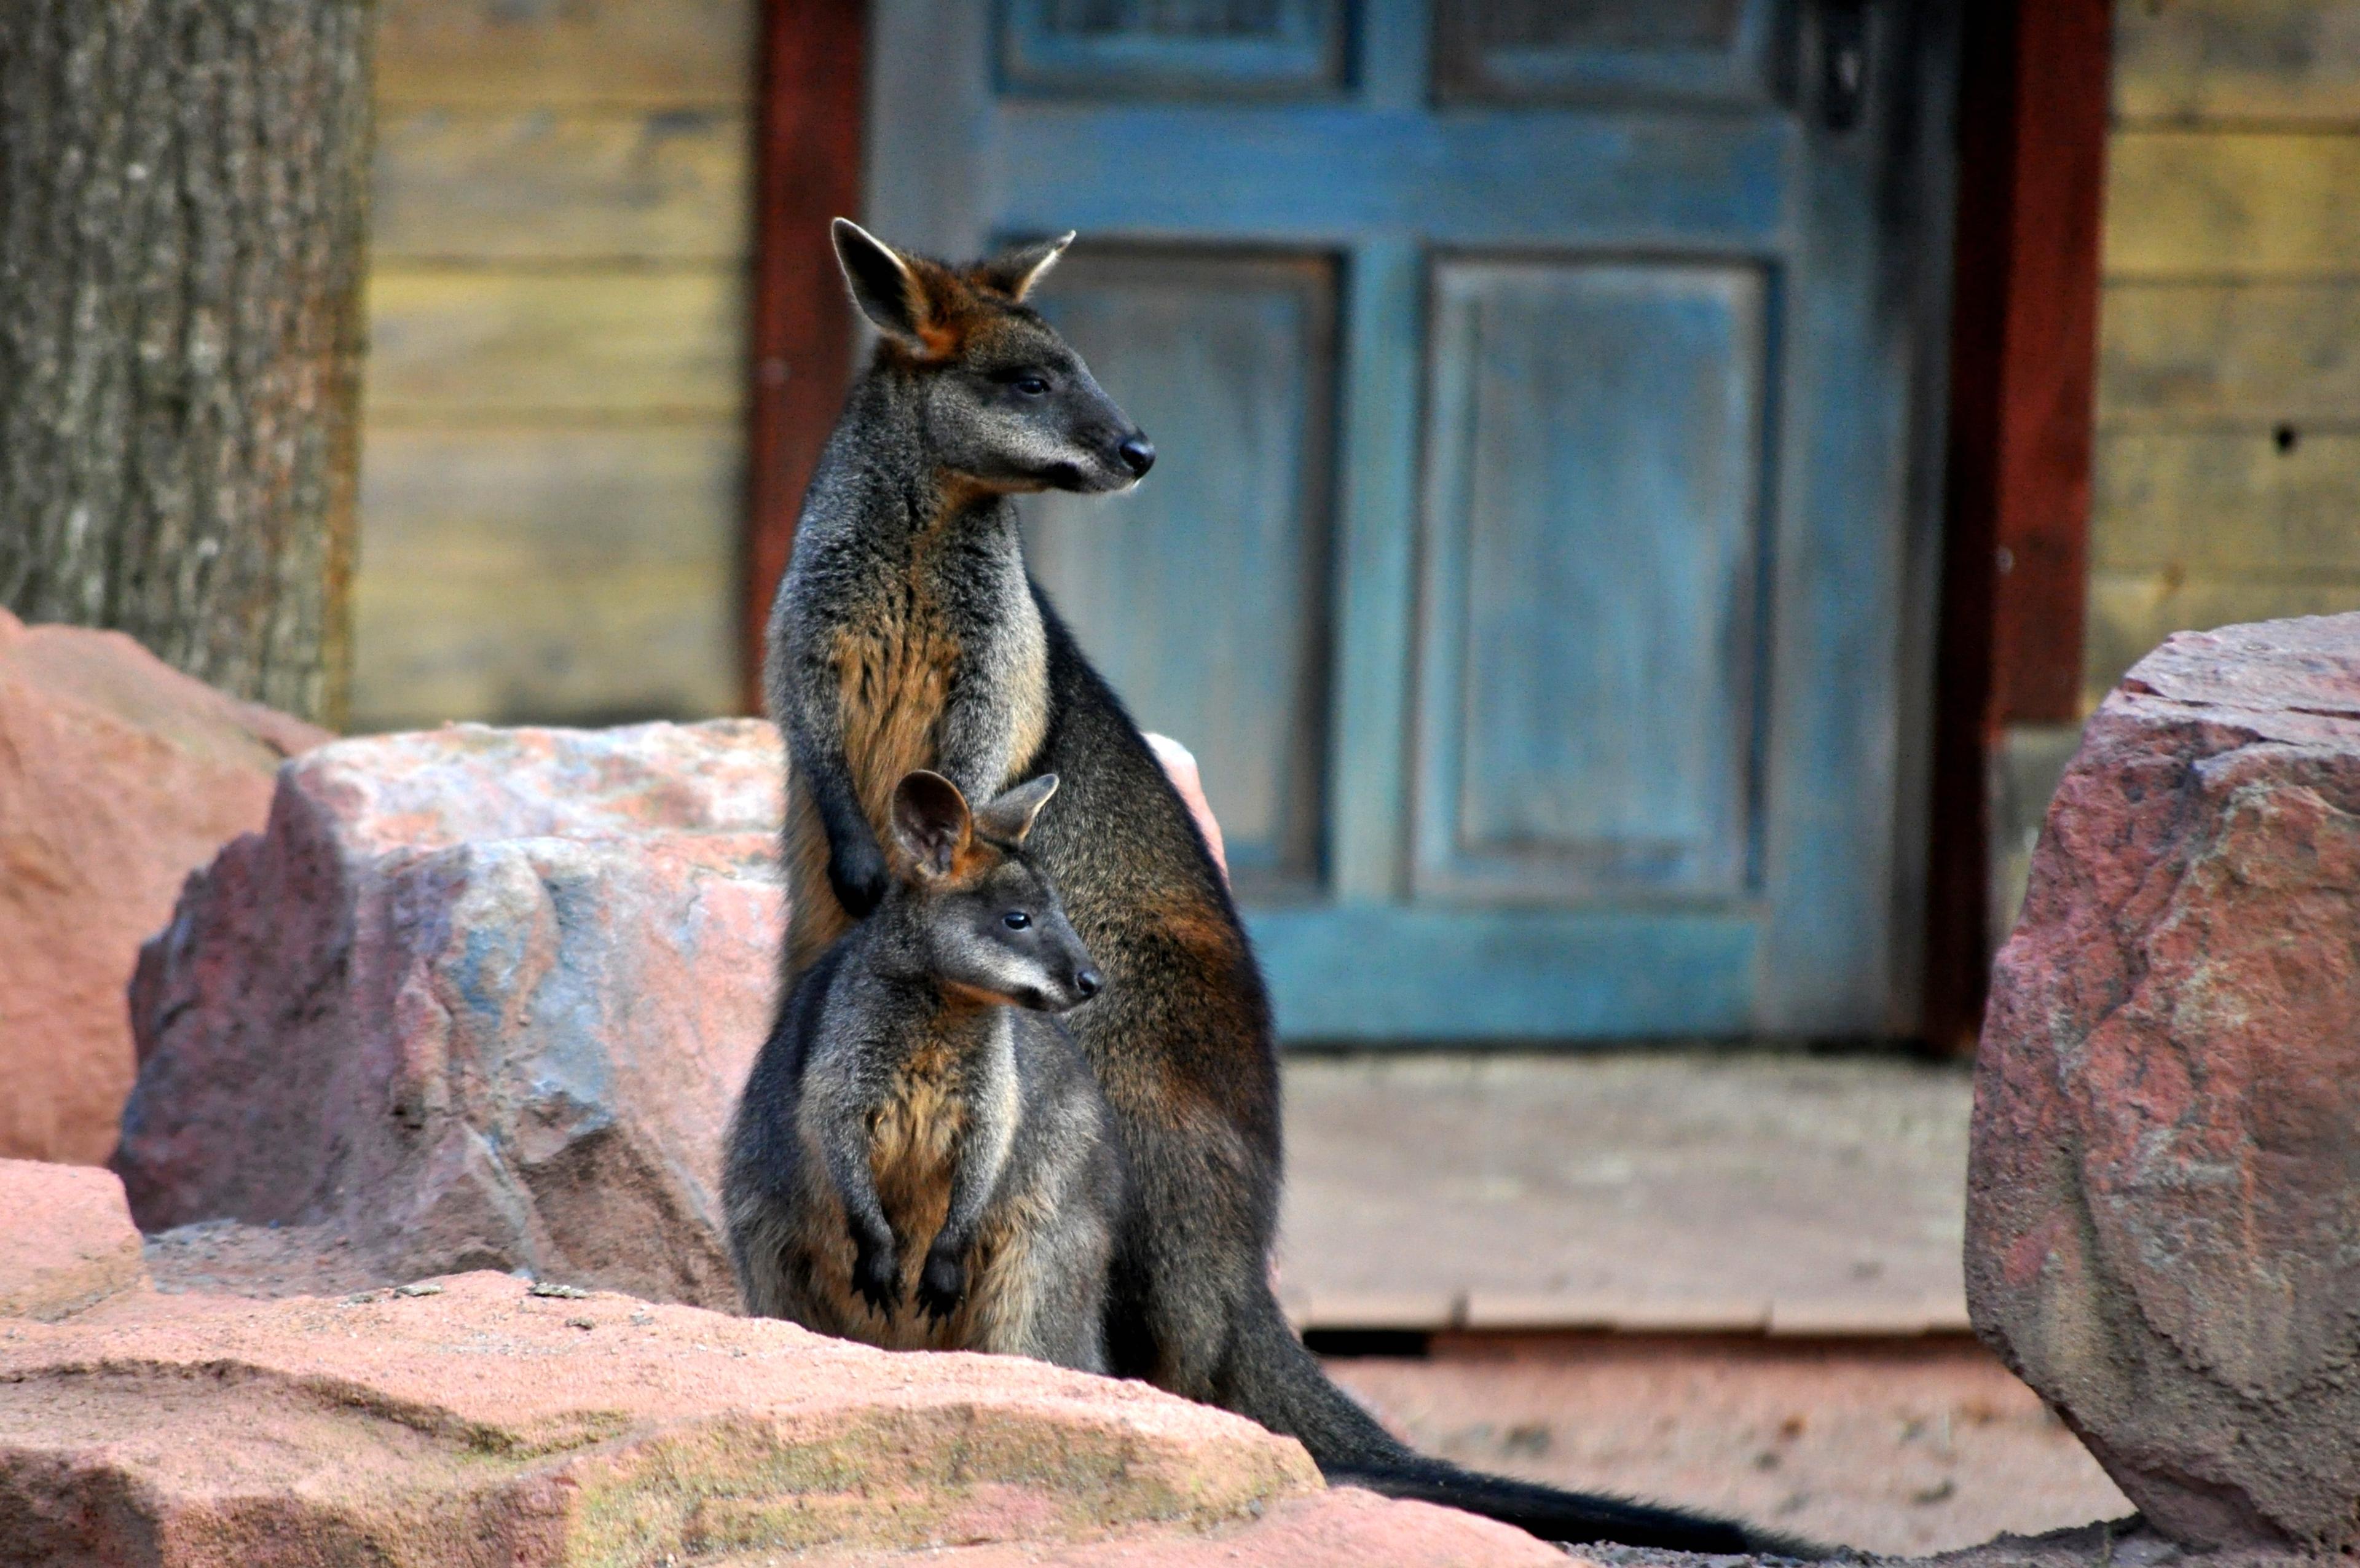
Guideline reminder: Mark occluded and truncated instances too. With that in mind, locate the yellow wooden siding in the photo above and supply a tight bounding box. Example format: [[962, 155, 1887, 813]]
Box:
[[377, 0, 753, 109], [352, 0, 754, 732], [2105, 131, 2360, 280], [2099, 281, 2360, 425], [2114, 0, 2360, 125], [2088, 1, 2360, 709], [2095, 431, 2360, 574], [366, 270, 746, 421], [351, 428, 740, 732], [374, 111, 750, 263]]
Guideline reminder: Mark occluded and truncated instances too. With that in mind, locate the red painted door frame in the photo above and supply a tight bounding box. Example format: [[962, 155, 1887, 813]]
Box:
[[741, 0, 867, 715], [1922, 0, 2113, 1054], [741, 0, 2115, 1049]]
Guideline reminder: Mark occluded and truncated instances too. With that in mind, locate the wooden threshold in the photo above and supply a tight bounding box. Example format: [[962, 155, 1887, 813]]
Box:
[[1285, 1292, 1972, 1340]]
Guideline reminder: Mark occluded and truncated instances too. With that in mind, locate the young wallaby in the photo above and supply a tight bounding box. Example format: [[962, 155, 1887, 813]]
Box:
[[761, 219, 1798, 1554], [725, 769, 1121, 1371]]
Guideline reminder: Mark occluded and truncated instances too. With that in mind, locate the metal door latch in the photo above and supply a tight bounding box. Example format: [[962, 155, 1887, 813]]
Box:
[[1822, 0, 1869, 131]]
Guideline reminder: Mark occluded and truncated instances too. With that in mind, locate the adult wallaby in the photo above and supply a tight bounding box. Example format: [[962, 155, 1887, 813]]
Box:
[[758, 217, 1796, 1554], [724, 769, 1120, 1371]]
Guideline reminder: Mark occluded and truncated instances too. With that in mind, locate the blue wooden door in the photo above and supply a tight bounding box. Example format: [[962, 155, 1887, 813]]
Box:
[[866, 0, 1953, 1042]]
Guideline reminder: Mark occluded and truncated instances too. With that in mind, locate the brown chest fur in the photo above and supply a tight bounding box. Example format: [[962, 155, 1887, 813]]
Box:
[[836, 591, 962, 829], [798, 1042, 1004, 1352], [784, 582, 959, 969], [868, 1038, 967, 1235], [784, 541, 1049, 972]]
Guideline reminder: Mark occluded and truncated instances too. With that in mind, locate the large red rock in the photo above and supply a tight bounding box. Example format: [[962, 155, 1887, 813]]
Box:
[[1967, 613, 2360, 1551], [0, 610, 328, 1165], [116, 721, 786, 1311], [0, 1271, 1342, 1566], [0, 1159, 149, 1321]]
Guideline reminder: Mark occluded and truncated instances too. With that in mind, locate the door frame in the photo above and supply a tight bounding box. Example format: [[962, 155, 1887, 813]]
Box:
[[1922, 0, 2112, 1053], [741, 0, 2113, 1049]]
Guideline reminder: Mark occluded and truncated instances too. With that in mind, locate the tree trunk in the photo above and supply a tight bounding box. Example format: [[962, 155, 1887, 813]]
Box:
[[0, 0, 373, 726]]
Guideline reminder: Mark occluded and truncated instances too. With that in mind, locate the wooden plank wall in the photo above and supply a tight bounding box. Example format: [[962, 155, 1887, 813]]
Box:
[[344, 3, 2360, 735], [348, 0, 754, 732], [2089, 0, 2360, 700]]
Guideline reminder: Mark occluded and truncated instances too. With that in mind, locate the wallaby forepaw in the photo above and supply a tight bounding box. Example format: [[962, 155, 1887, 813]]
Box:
[[851, 1240, 902, 1317], [916, 1250, 966, 1323], [829, 837, 891, 919]]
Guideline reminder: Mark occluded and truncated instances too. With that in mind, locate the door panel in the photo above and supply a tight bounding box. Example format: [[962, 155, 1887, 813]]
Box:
[[1415, 259, 1766, 905], [996, 109, 1790, 244], [1432, 0, 1784, 105], [1022, 249, 1338, 895], [867, 0, 1954, 1041], [1002, 0, 1348, 96]]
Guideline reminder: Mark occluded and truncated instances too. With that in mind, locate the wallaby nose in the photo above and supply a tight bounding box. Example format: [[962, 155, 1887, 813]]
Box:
[[1073, 967, 1103, 1000], [1116, 436, 1155, 477]]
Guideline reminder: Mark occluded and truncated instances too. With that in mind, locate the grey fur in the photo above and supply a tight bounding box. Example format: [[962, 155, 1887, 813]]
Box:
[[725, 772, 1121, 1371]]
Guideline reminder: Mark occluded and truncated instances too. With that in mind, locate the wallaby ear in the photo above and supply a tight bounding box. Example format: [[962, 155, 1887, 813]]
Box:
[[973, 774, 1060, 845], [890, 770, 974, 880], [833, 218, 929, 347], [981, 231, 1074, 302]]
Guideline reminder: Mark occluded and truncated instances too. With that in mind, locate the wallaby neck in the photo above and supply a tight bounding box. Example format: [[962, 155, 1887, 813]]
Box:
[[811, 366, 1023, 553]]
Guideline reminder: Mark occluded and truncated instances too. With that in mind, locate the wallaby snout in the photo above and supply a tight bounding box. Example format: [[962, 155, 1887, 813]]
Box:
[[1024, 918, 1105, 1014]]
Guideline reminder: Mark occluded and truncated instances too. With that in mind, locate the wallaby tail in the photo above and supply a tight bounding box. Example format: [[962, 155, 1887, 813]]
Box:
[[1224, 1287, 1827, 1556], [1324, 1460, 1824, 1556]]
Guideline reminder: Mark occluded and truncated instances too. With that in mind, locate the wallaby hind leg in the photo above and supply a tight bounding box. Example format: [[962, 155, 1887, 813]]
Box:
[[1018, 1208, 1114, 1374], [728, 1198, 824, 1328], [962, 1205, 1112, 1374], [1101, 1103, 1288, 1401]]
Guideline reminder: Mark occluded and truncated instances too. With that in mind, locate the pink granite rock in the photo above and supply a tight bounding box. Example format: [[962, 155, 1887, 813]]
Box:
[[0, 610, 328, 1165], [0, 1270, 1325, 1566], [115, 721, 787, 1310], [785, 1489, 1574, 1566], [1967, 613, 2360, 1550], [0, 1158, 149, 1320]]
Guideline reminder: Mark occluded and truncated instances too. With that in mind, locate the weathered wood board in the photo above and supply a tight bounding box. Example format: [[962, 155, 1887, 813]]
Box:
[[365, 269, 745, 420], [2100, 280, 2360, 424], [374, 110, 750, 263], [2114, 0, 2360, 125], [350, 0, 757, 730], [2106, 130, 2360, 279], [350, 426, 741, 731], [2094, 429, 2360, 574], [377, 0, 754, 109], [360, 426, 743, 567], [2086, 7, 2360, 704]]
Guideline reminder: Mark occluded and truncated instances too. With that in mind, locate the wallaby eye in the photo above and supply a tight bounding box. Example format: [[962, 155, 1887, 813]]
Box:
[[1013, 375, 1050, 397], [1002, 911, 1032, 930]]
